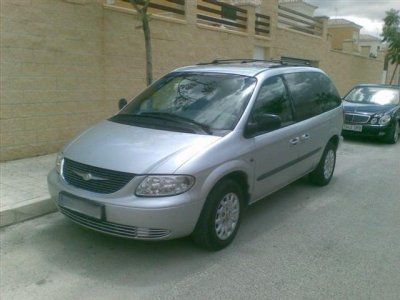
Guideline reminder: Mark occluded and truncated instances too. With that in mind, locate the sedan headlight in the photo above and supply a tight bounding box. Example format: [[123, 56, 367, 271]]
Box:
[[370, 118, 378, 125], [379, 115, 391, 126], [55, 153, 64, 174], [136, 175, 195, 197]]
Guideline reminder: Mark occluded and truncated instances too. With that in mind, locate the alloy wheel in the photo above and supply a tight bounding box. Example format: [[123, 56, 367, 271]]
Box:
[[323, 149, 335, 180], [215, 192, 240, 240]]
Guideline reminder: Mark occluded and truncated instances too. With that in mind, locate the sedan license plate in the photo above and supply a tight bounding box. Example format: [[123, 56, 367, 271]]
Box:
[[343, 124, 363, 132], [59, 193, 103, 219]]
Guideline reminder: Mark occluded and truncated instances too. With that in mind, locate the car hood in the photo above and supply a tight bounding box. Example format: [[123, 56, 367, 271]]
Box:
[[63, 121, 221, 174], [343, 101, 397, 115]]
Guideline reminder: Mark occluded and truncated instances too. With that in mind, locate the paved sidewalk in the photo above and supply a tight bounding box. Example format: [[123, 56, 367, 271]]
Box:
[[0, 154, 57, 227]]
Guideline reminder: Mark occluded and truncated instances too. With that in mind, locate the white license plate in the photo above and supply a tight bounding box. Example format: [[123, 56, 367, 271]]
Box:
[[343, 124, 363, 132], [59, 193, 103, 219]]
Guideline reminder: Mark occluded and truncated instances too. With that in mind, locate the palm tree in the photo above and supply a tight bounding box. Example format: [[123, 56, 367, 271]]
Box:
[[382, 9, 400, 85]]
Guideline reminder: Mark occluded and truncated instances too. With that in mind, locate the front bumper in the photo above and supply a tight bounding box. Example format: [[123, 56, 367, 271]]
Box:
[[342, 123, 391, 138], [47, 169, 203, 240]]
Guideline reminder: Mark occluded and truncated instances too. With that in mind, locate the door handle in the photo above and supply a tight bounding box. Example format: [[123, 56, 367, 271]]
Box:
[[289, 137, 300, 145], [301, 133, 310, 140]]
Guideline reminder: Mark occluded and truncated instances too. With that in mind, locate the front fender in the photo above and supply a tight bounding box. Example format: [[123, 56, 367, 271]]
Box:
[[200, 159, 254, 202]]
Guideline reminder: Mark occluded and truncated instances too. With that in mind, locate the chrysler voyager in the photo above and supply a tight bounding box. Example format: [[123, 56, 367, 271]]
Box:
[[48, 59, 343, 250]]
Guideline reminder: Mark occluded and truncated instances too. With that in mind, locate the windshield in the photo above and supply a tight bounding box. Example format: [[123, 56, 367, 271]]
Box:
[[345, 86, 399, 105], [117, 72, 257, 132]]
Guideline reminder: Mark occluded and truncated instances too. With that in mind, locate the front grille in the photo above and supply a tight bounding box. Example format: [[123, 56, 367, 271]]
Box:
[[63, 159, 135, 194], [59, 206, 171, 239], [344, 113, 370, 124]]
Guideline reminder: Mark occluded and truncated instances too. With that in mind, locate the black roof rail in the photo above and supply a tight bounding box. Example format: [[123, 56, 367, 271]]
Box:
[[196, 59, 311, 67], [197, 59, 281, 65]]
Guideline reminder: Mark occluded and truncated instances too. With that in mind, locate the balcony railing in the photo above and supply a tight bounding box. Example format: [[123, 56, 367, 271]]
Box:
[[255, 13, 271, 37], [121, 0, 186, 19], [278, 5, 323, 36], [197, 0, 248, 32]]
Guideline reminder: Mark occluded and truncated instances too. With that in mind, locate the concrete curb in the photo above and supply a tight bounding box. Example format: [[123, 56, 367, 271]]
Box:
[[0, 197, 57, 228]]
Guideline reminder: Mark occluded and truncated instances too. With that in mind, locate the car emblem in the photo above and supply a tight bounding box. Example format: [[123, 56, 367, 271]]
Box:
[[73, 170, 107, 181]]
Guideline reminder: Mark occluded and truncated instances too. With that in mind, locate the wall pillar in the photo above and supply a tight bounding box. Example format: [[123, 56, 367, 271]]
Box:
[[185, 0, 197, 25], [315, 16, 329, 41], [232, 0, 261, 36]]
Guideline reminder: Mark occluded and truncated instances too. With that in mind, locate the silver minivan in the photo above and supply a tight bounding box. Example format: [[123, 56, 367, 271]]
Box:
[[48, 60, 343, 250]]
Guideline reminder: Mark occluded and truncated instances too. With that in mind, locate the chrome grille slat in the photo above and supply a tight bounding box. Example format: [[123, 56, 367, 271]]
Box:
[[344, 113, 370, 124], [63, 170, 127, 180], [60, 207, 170, 239], [63, 159, 135, 194], [63, 166, 131, 180], [63, 174, 125, 185], [61, 209, 138, 237], [62, 211, 137, 233], [64, 167, 129, 180]]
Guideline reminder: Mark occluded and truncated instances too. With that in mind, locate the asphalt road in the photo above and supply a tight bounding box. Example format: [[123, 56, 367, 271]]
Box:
[[1, 139, 400, 300]]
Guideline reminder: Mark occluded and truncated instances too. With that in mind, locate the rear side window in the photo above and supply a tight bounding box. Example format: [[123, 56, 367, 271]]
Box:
[[251, 76, 294, 127], [283, 72, 341, 121]]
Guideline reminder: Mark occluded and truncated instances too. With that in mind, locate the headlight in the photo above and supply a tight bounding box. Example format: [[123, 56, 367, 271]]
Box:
[[370, 118, 378, 125], [136, 175, 195, 197], [379, 115, 391, 126], [56, 153, 64, 174]]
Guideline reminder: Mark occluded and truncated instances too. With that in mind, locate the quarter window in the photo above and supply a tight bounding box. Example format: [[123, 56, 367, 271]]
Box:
[[251, 76, 294, 127], [284, 72, 341, 121]]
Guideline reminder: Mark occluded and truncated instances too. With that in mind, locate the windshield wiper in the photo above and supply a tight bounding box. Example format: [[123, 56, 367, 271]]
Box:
[[138, 112, 212, 135]]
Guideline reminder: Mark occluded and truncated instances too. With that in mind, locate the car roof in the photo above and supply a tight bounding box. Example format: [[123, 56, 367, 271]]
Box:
[[173, 60, 320, 77]]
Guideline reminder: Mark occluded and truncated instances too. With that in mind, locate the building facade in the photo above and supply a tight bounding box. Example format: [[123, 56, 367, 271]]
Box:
[[327, 18, 363, 52], [358, 34, 383, 58]]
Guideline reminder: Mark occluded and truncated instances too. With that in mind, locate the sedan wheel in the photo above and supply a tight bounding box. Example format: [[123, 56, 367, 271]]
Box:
[[394, 122, 399, 143], [386, 121, 399, 144]]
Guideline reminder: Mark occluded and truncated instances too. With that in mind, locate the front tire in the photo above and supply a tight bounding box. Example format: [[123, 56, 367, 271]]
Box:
[[309, 142, 337, 186], [385, 121, 399, 144], [192, 179, 244, 251]]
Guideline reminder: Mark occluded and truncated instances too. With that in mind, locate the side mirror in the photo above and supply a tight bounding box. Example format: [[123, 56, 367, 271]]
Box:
[[245, 114, 282, 137], [118, 98, 128, 110]]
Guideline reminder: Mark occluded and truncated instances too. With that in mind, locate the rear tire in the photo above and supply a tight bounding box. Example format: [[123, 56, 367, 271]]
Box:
[[385, 121, 399, 144], [309, 142, 336, 186], [192, 179, 244, 251]]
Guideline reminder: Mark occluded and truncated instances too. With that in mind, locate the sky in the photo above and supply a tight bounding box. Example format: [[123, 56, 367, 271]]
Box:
[[307, 0, 400, 37]]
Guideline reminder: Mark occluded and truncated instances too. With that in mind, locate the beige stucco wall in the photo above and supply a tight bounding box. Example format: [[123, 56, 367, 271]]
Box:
[[322, 50, 384, 94], [272, 27, 327, 62], [0, 0, 385, 161], [1, 0, 110, 160]]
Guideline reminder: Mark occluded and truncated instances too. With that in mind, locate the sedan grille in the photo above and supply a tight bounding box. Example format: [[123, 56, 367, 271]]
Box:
[[344, 113, 370, 124], [59, 206, 171, 239], [63, 159, 135, 194]]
